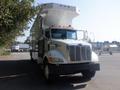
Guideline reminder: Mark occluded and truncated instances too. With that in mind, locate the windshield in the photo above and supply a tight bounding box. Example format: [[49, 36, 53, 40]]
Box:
[[51, 29, 77, 39]]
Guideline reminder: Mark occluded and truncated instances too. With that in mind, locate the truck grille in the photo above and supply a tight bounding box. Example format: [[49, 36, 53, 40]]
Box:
[[68, 45, 91, 61]]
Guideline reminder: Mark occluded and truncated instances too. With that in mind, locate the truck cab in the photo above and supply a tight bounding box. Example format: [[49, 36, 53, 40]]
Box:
[[30, 3, 100, 81]]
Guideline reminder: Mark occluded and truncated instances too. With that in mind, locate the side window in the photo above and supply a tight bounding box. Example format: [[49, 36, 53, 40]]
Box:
[[45, 30, 50, 38]]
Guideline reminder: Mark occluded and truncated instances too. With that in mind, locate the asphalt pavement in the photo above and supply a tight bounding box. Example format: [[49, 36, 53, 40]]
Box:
[[0, 52, 120, 90]]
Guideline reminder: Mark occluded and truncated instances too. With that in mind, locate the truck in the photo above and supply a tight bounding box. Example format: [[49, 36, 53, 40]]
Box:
[[30, 3, 100, 81], [11, 44, 30, 52]]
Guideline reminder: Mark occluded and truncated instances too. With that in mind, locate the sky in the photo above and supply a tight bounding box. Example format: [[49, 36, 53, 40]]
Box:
[[17, 0, 120, 42]]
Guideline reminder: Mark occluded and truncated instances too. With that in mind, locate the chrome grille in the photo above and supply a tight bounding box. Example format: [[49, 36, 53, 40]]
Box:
[[69, 45, 91, 61]]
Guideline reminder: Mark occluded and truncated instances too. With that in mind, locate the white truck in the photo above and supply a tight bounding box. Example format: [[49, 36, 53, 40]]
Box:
[[30, 3, 100, 81]]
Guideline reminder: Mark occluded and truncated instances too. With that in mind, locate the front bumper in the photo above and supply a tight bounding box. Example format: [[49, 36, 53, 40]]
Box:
[[48, 62, 100, 75]]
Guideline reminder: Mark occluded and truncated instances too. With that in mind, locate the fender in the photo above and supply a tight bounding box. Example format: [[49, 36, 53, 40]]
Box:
[[91, 51, 99, 62], [44, 50, 66, 64]]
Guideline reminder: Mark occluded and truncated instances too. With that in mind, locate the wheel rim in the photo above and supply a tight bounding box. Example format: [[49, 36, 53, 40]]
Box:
[[45, 64, 49, 79]]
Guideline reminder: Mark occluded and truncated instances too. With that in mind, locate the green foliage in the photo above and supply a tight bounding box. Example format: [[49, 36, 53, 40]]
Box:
[[0, 47, 10, 56], [0, 0, 37, 47]]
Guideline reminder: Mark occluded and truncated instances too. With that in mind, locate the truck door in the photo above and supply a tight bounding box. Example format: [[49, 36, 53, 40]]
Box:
[[38, 17, 45, 58], [38, 38, 44, 57], [38, 30, 50, 57]]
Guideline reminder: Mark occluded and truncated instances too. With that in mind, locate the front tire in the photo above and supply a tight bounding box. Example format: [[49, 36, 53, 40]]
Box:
[[43, 61, 55, 82], [81, 70, 96, 79], [44, 63, 49, 80], [109, 51, 112, 55]]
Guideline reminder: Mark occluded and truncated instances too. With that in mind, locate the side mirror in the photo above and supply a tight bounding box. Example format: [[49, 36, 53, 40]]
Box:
[[84, 31, 89, 41], [88, 32, 95, 42], [43, 35, 48, 40]]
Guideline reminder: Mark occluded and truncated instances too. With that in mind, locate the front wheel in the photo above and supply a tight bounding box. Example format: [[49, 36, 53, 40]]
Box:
[[109, 51, 112, 55], [43, 61, 55, 82], [81, 70, 96, 79]]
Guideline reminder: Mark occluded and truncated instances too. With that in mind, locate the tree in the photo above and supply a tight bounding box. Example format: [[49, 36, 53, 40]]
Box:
[[0, 0, 37, 48]]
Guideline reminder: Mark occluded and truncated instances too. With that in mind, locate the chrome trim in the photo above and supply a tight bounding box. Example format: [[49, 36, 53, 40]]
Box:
[[68, 45, 91, 61]]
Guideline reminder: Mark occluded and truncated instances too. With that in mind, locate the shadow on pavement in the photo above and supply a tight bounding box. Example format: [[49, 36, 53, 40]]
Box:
[[0, 59, 89, 90]]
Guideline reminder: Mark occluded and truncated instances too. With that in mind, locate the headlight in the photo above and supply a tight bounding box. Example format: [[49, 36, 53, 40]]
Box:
[[48, 56, 63, 63]]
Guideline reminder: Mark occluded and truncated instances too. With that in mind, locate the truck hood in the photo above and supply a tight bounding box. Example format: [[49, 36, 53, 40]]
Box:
[[52, 39, 91, 46]]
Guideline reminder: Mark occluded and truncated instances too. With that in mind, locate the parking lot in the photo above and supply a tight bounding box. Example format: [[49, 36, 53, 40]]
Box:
[[0, 52, 120, 90]]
